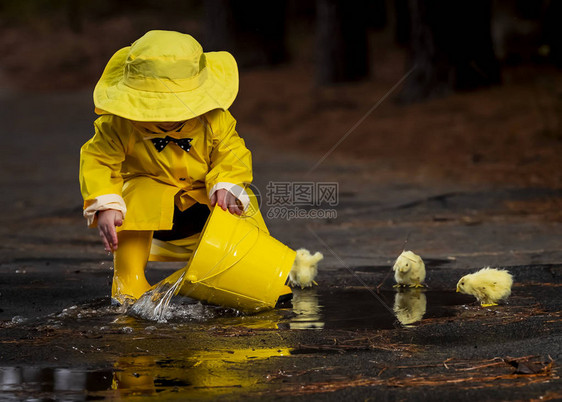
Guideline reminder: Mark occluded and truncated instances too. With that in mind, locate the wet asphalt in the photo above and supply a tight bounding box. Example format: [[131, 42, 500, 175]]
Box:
[[0, 90, 561, 400]]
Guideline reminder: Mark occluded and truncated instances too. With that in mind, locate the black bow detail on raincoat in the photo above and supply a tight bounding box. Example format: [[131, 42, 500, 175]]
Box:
[[151, 136, 193, 152]]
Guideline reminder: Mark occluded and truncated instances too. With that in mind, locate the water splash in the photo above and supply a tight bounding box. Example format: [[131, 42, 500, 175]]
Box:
[[128, 270, 187, 322]]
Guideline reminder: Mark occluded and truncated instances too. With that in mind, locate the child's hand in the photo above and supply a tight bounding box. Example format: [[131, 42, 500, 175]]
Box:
[[97, 209, 123, 252], [210, 189, 243, 216]]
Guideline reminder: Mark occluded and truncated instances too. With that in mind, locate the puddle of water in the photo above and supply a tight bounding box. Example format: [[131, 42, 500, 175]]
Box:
[[2, 282, 476, 334], [0, 367, 113, 400], [27, 286, 475, 332], [0, 346, 291, 400], [1, 299, 291, 399], [287, 287, 475, 330], [2, 260, 560, 400], [0, 285, 478, 400]]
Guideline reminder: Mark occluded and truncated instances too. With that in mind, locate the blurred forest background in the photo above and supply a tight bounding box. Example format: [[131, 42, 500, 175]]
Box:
[[1, 0, 561, 191]]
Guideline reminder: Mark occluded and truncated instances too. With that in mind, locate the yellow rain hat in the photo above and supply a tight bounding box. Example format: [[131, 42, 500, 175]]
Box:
[[93, 30, 238, 122]]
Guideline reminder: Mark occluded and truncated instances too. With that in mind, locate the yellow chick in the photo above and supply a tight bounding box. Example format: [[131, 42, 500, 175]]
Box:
[[393, 250, 426, 288], [288, 248, 323, 289], [456, 267, 513, 307], [393, 288, 427, 326]]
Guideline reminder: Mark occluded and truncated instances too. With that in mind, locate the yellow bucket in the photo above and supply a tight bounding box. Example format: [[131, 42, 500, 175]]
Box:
[[178, 206, 296, 313]]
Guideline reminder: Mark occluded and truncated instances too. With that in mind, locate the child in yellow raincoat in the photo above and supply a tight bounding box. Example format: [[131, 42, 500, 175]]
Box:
[[79, 30, 258, 305]]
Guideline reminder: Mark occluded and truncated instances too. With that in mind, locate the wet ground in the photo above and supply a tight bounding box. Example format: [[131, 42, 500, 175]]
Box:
[[1, 88, 561, 400], [0, 263, 560, 400]]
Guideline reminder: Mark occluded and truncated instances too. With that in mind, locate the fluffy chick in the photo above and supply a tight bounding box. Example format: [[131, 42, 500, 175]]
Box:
[[393, 250, 426, 288], [456, 267, 513, 307], [289, 249, 323, 289], [393, 288, 427, 326]]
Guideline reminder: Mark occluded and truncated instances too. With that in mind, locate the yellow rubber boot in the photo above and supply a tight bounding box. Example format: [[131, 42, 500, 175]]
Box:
[[112, 230, 153, 305]]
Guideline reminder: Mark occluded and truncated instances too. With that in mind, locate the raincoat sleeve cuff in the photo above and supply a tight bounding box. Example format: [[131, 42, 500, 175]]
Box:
[[208, 182, 250, 211], [83, 194, 127, 227]]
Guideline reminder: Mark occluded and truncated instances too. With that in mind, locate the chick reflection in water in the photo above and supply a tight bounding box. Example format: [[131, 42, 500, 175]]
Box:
[[289, 288, 325, 329], [393, 288, 427, 326]]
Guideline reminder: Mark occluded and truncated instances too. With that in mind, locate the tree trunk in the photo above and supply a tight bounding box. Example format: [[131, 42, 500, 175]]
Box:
[[315, 0, 369, 85], [367, 0, 388, 30], [400, 0, 501, 103], [203, 0, 234, 53], [543, 0, 562, 68], [394, 0, 411, 46], [66, 0, 83, 34], [203, 0, 287, 68]]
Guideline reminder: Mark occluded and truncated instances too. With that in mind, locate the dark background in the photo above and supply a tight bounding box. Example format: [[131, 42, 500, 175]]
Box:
[[1, 0, 561, 192], [2, 0, 562, 90], [0, 4, 561, 399]]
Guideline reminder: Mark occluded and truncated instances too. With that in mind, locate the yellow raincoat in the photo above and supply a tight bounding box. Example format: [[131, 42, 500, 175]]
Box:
[[79, 108, 252, 232]]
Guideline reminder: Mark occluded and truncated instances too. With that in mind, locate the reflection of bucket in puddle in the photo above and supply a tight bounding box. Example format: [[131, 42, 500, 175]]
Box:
[[111, 348, 291, 397], [177, 206, 296, 313], [112, 356, 157, 396]]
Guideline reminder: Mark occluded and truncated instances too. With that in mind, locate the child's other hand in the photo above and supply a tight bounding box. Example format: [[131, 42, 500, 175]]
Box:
[[97, 209, 123, 252], [210, 189, 243, 216]]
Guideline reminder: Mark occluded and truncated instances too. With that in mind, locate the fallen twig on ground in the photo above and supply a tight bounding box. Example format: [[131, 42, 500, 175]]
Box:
[[271, 355, 557, 396]]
